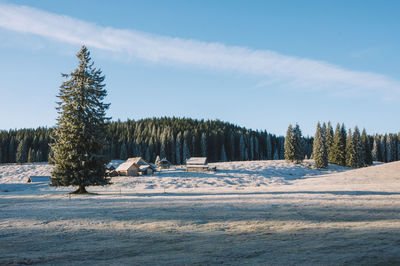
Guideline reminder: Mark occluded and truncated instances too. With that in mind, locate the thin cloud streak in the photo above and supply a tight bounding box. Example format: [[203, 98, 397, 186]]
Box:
[[0, 3, 399, 98]]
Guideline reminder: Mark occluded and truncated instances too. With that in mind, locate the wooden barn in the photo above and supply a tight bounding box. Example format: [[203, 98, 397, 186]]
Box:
[[116, 157, 155, 176], [186, 157, 213, 172]]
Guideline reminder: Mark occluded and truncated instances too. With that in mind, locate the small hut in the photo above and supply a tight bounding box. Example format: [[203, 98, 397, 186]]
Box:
[[27, 176, 51, 183], [157, 158, 171, 169], [139, 165, 154, 175], [186, 157, 211, 172]]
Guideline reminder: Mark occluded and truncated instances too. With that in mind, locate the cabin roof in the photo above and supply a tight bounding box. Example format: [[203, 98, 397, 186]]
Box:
[[127, 157, 149, 166], [186, 157, 207, 165], [116, 157, 149, 171]]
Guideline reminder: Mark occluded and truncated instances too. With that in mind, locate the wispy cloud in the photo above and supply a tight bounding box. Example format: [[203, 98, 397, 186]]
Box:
[[0, 2, 399, 99]]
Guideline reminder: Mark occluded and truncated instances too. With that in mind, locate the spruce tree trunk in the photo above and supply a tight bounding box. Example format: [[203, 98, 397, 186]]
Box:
[[71, 185, 88, 194]]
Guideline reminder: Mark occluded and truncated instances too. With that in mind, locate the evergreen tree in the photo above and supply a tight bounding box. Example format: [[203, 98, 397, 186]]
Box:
[[16, 138, 28, 163], [352, 126, 363, 167], [176, 132, 182, 165], [326, 122, 334, 163], [160, 130, 167, 159], [346, 129, 357, 168], [221, 144, 227, 162], [293, 124, 304, 163], [36, 149, 43, 162], [120, 142, 128, 160], [182, 131, 190, 163], [331, 123, 345, 166], [8, 137, 15, 163], [361, 129, 372, 165], [229, 133, 235, 161], [284, 124, 295, 162], [27, 148, 36, 163], [266, 134, 272, 159], [371, 136, 379, 162], [239, 134, 246, 161], [273, 149, 279, 160], [380, 135, 387, 162], [51, 46, 110, 194], [313, 122, 328, 168]]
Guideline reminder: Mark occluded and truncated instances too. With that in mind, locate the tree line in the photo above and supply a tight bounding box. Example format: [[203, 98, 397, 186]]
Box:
[[1, 119, 398, 166], [284, 121, 400, 168], [0, 117, 293, 164]]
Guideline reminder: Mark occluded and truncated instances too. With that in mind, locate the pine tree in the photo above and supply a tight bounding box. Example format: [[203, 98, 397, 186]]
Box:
[[352, 126, 363, 167], [8, 137, 15, 163], [229, 133, 235, 161], [371, 136, 379, 162], [160, 129, 167, 159], [51, 46, 110, 194], [346, 129, 357, 168], [176, 132, 182, 165], [120, 142, 128, 160], [36, 149, 43, 162], [27, 148, 36, 163], [361, 129, 372, 165], [284, 124, 295, 162], [182, 131, 190, 163], [313, 122, 328, 168], [380, 135, 387, 162], [331, 123, 344, 165], [293, 124, 304, 163], [326, 122, 334, 163], [221, 144, 227, 162], [16, 138, 28, 163], [239, 134, 246, 161], [266, 134, 272, 159]]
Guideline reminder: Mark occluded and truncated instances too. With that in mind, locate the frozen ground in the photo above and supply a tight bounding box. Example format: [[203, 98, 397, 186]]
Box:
[[1, 160, 400, 265]]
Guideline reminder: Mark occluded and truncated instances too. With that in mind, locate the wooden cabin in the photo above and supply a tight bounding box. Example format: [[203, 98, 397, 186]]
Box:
[[116, 158, 141, 176], [159, 158, 171, 169], [139, 165, 154, 175], [155, 156, 171, 169], [186, 157, 212, 172], [116, 157, 155, 176]]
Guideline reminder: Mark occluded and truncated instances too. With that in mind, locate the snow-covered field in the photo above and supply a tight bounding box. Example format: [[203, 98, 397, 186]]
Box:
[[1, 160, 400, 265]]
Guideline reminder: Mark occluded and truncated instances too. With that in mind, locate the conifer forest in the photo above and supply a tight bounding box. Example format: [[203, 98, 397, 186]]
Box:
[[0, 118, 399, 167]]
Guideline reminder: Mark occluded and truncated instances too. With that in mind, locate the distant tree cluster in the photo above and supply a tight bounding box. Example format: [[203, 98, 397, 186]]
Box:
[[0, 118, 291, 164], [0, 128, 51, 164], [104, 117, 290, 164], [311, 122, 400, 168], [371, 133, 400, 163]]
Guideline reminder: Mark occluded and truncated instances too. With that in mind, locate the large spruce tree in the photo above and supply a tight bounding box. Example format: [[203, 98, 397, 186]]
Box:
[[313, 122, 328, 168], [284, 124, 303, 163], [284, 124, 295, 162], [51, 46, 110, 194], [330, 123, 346, 166], [326, 122, 334, 163]]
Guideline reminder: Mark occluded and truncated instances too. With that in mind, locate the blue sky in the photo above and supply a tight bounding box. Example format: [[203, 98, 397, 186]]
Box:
[[0, 0, 399, 136]]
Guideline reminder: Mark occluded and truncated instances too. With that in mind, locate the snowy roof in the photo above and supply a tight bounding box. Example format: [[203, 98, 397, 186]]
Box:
[[116, 161, 138, 171], [116, 157, 150, 171], [127, 157, 149, 167], [186, 157, 207, 165], [139, 165, 151, 171], [160, 158, 171, 164]]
